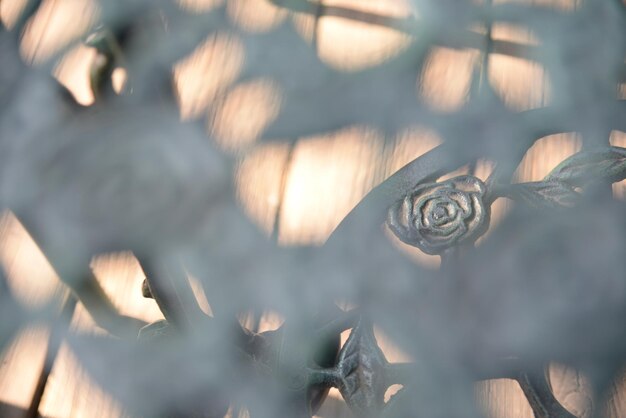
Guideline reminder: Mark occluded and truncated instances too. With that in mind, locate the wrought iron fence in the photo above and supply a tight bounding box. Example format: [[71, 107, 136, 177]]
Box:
[[1, 0, 626, 417]]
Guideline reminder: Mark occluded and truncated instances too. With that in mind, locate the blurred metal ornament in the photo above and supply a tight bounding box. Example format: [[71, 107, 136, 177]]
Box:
[[517, 367, 577, 418], [12, 103, 230, 258]]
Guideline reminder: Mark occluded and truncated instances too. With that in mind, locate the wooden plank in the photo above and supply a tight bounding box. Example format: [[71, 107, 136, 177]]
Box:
[[476, 379, 534, 418], [0, 400, 44, 418]]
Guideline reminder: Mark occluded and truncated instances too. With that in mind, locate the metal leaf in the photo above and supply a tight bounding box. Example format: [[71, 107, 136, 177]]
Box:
[[335, 319, 389, 416], [506, 181, 580, 208], [546, 146, 626, 187]]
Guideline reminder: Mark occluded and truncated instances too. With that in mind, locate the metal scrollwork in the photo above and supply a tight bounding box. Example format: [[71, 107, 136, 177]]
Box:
[[386, 175, 491, 255], [136, 146, 626, 418]]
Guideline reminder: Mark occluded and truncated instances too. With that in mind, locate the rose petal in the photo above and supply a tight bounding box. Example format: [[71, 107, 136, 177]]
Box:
[[387, 198, 422, 245], [448, 191, 471, 215], [465, 194, 488, 238], [443, 201, 457, 219], [409, 183, 447, 206], [449, 175, 486, 195], [422, 216, 459, 237], [420, 197, 442, 228], [421, 223, 466, 253]]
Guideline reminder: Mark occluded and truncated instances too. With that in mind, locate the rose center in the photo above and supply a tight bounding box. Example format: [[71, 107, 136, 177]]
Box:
[[433, 201, 459, 224], [433, 205, 448, 220]]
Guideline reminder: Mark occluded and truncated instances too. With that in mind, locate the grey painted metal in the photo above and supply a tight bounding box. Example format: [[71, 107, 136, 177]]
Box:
[[139, 146, 626, 417]]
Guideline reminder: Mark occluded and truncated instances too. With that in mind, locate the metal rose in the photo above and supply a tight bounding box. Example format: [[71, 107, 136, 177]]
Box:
[[386, 175, 490, 255]]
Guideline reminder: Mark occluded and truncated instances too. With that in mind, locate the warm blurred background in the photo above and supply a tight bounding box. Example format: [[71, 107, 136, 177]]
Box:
[[1, 0, 625, 417]]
